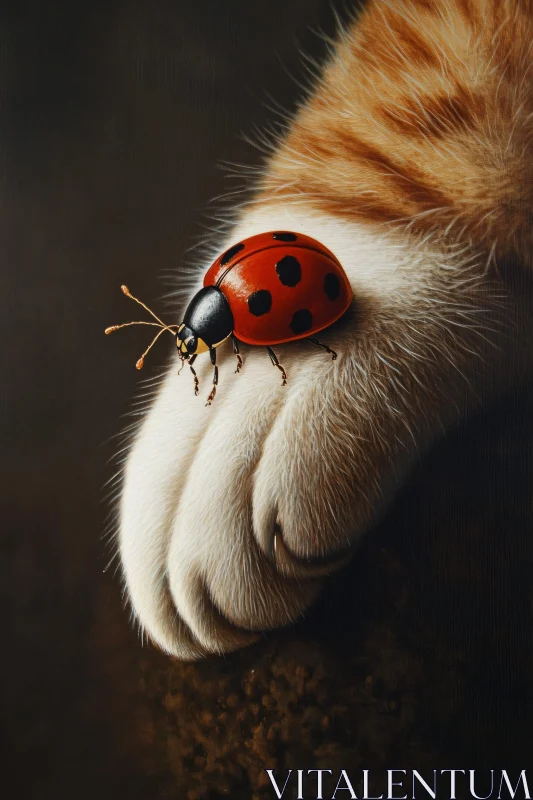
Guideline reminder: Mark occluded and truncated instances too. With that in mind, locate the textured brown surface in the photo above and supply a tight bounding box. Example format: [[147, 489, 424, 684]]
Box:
[[2, 2, 532, 798]]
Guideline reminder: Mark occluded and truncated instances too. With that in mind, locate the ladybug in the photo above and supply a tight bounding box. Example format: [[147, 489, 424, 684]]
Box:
[[106, 231, 352, 405]]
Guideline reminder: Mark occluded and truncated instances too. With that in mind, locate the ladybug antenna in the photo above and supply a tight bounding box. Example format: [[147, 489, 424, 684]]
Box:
[[105, 285, 179, 370], [132, 326, 169, 370]]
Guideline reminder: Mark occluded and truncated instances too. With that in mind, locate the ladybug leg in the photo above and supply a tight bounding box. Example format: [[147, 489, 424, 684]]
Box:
[[306, 337, 338, 361], [188, 354, 199, 396], [231, 334, 243, 374], [266, 346, 287, 387], [206, 348, 218, 406]]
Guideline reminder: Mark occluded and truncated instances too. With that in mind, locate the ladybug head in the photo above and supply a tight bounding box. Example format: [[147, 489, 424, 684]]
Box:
[[176, 324, 208, 359], [177, 286, 234, 359], [105, 283, 234, 371]]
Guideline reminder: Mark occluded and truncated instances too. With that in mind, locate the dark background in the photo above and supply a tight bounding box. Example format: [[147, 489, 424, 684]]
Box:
[[2, 2, 532, 798]]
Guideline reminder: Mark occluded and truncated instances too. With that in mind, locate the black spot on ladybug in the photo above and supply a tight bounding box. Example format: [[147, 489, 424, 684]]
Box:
[[324, 272, 341, 301], [276, 255, 301, 287], [273, 232, 297, 242], [220, 242, 245, 266], [290, 309, 313, 334], [248, 290, 272, 316]]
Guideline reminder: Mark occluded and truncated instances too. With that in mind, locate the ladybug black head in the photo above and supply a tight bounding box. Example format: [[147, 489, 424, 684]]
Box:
[[176, 325, 200, 359], [177, 286, 234, 357], [105, 283, 233, 371]]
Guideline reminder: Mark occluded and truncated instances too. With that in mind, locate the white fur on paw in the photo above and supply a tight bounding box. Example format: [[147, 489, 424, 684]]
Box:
[[119, 343, 342, 658], [118, 210, 431, 658], [120, 324, 362, 658]]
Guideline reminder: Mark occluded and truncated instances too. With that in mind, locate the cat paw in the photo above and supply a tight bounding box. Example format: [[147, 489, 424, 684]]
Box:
[[117, 212, 492, 658], [118, 327, 378, 658]]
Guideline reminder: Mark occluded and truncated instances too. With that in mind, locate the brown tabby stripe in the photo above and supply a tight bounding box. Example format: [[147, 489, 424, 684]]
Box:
[[392, 24, 440, 68], [265, 180, 409, 225], [273, 128, 449, 220], [335, 134, 448, 208], [451, 0, 473, 18], [379, 87, 482, 140]]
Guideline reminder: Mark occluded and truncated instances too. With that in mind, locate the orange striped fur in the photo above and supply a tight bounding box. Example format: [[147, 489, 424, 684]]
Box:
[[255, 0, 533, 266]]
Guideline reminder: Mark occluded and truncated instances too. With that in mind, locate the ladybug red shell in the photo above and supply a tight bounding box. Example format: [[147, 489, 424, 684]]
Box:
[[106, 231, 353, 404], [203, 231, 352, 346]]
